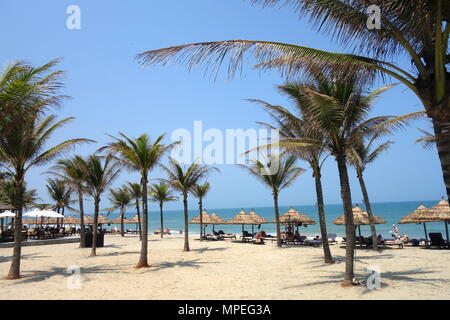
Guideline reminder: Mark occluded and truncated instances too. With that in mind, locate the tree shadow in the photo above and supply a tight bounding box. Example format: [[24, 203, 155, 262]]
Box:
[[9, 265, 120, 285], [99, 250, 140, 257], [0, 253, 50, 264], [191, 247, 229, 254], [150, 259, 217, 272]]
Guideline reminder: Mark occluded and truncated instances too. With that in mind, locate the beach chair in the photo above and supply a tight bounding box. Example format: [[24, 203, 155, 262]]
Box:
[[428, 233, 449, 248], [327, 233, 337, 244], [222, 234, 236, 240]]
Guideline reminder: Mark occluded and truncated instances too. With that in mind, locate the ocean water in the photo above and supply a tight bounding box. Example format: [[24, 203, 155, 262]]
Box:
[[102, 200, 448, 240]]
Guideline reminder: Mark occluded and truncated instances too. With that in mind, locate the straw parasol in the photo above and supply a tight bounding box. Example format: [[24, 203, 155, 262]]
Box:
[[226, 209, 267, 242], [399, 199, 450, 242], [190, 210, 215, 237], [64, 216, 81, 225], [209, 213, 225, 224], [333, 204, 387, 237], [276, 208, 317, 226], [189, 210, 214, 224], [248, 209, 270, 234], [98, 215, 113, 224], [83, 216, 94, 225]]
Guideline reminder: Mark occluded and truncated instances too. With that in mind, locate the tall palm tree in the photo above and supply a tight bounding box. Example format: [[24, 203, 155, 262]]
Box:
[[126, 182, 143, 240], [0, 59, 89, 280], [0, 181, 39, 210], [46, 178, 73, 225], [136, 0, 450, 207], [108, 187, 132, 237], [160, 158, 218, 251], [48, 156, 90, 248], [149, 182, 178, 239], [281, 73, 419, 285], [348, 135, 394, 251], [239, 154, 305, 247], [251, 82, 334, 263], [191, 182, 211, 241], [83, 155, 120, 257], [99, 133, 177, 268]]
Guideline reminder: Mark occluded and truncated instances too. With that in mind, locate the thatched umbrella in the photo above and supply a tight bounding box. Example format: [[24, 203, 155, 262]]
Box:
[[190, 210, 214, 236], [83, 216, 94, 225], [125, 215, 140, 232], [248, 209, 270, 234], [209, 213, 225, 232], [276, 208, 316, 225], [333, 204, 387, 237], [226, 209, 265, 242], [98, 215, 113, 224], [64, 216, 81, 225], [399, 198, 450, 242], [399, 204, 431, 241]]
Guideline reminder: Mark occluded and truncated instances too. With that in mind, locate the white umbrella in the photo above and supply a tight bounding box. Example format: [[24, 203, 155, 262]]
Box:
[[0, 211, 16, 218], [23, 209, 47, 218], [42, 210, 64, 218]]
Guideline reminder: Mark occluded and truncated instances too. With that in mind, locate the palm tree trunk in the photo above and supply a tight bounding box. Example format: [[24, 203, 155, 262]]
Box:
[[136, 198, 142, 241], [120, 209, 125, 237], [78, 191, 86, 248], [199, 198, 203, 241], [432, 117, 450, 200], [136, 178, 150, 268], [313, 168, 334, 263], [90, 197, 100, 257], [183, 192, 190, 252], [159, 202, 164, 239], [336, 152, 356, 286], [5, 175, 24, 279], [273, 191, 282, 248], [357, 172, 378, 251]]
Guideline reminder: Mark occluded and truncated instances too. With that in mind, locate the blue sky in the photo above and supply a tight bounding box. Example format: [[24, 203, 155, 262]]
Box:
[[0, 0, 445, 212]]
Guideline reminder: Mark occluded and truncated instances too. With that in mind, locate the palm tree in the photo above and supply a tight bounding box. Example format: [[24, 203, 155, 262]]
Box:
[[108, 187, 132, 237], [149, 182, 178, 239], [348, 135, 394, 251], [191, 182, 211, 241], [239, 154, 305, 247], [136, 0, 450, 206], [251, 82, 334, 263], [0, 60, 89, 279], [46, 178, 73, 225], [99, 133, 177, 268], [126, 182, 143, 240], [48, 156, 90, 248], [83, 155, 120, 257], [160, 158, 218, 251], [0, 181, 39, 210], [281, 73, 419, 285]]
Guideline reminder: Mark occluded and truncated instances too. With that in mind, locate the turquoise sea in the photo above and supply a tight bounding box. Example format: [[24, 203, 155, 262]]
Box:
[[102, 200, 448, 240]]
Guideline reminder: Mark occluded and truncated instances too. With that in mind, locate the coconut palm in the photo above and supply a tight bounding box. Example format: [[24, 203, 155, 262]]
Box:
[[160, 158, 218, 251], [239, 154, 305, 247], [48, 156, 90, 248], [282, 73, 420, 285], [46, 178, 73, 225], [126, 182, 143, 240], [99, 133, 177, 268], [348, 135, 394, 250], [108, 187, 132, 237], [0, 181, 39, 210], [149, 182, 178, 239], [191, 182, 211, 241], [83, 155, 120, 257], [416, 126, 436, 150], [251, 82, 334, 263], [0, 115, 88, 276], [136, 0, 450, 205]]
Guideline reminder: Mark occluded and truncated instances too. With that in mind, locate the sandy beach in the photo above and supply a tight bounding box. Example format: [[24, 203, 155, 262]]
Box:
[[0, 235, 449, 300]]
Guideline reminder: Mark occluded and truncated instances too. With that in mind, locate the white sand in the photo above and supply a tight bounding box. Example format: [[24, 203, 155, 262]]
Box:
[[0, 234, 449, 300]]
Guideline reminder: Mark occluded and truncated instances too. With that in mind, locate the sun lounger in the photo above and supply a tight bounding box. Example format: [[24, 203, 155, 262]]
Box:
[[328, 233, 338, 244], [222, 234, 236, 240], [428, 233, 449, 248]]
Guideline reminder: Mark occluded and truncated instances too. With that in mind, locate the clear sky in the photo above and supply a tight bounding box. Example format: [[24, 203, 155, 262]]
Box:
[[0, 0, 445, 212]]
